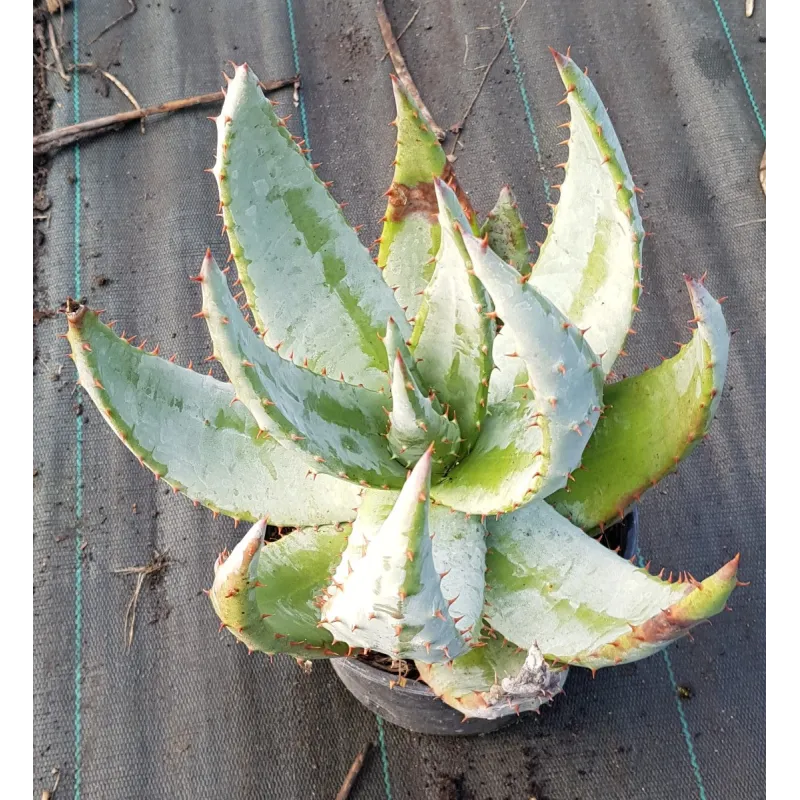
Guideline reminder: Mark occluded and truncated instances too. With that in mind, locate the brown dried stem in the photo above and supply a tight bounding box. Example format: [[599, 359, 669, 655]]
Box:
[[334, 743, 373, 800], [379, 6, 420, 62], [46, 15, 70, 86], [89, 0, 137, 45], [448, 0, 529, 156], [375, 0, 446, 141], [113, 550, 171, 648], [33, 75, 299, 156], [74, 63, 146, 132]]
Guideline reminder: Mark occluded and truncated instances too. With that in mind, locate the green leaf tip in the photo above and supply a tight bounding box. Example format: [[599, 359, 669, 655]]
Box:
[[378, 80, 476, 322], [573, 553, 741, 669], [548, 275, 730, 530], [485, 501, 741, 670], [387, 348, 462, 474], [387, 75, 447, 188], [480, 186, 532, 276]]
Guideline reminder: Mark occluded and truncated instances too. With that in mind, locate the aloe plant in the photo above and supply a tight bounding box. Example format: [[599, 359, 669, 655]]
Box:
[[65, 51, 743, 722]]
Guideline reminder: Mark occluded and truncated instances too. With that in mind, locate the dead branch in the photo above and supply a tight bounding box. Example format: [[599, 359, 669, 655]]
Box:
[[89, 0, 137, 45], [46, 0, 71, 13], [379, 6, 420, 62], [74, 63, 145, 132], [375, 0, 446, 141], [46, 15, 70, 86], [334, 743, 373, 800], [33, 75, 299, 156], [113, 550, 171, 648], [448, 0, 529, 156]]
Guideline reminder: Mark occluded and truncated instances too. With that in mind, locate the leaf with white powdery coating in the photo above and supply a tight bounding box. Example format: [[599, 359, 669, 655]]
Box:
[[410, 179, 494, 455], [199, 251, 407, 489], [485, 501, 741, 670], [214, 63, 408, 391], [548, 276, 730, 530], [321, 448, 473, 662], [387, 348, 462, 475], [326, 489, 487, 648], [431, 234, 603, 515], [529, 50, 644, 375], [65, 302, 361, 526]]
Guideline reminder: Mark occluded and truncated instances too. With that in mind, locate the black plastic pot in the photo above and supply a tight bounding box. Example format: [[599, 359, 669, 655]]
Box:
[[331, 508, 640, 736]]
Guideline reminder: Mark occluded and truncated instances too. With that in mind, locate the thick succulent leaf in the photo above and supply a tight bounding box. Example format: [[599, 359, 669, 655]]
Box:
[[378, 77, 476, 322], [213, 63, 408, 391], [383, 315, 444, 413], [410, 179, 494, 454], [321, 449, 472, 661], [387, 350, 462, 474], [418, 639, 567, 720], [199, 252, 407, 489], [486, 328, 524, 406], [548, 276, 730, 530], [480, 186, 532, 276], [327, 490, 487, 646], [210, 520, 352, 659], [65, 302, 361, 526], [529, 50, 644, 375], [485, 501, 740, 670], [428, 507, 487, 643], [383, 316, 414, 377], [431, 235, 603, 515]]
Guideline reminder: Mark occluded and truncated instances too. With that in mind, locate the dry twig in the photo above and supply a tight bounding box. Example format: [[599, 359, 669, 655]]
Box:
[[46, 16, 70, 86], [448, 0, 529, 156], [379, 6, 420, 62], [334, 743, 373, 800], [41, 767, 60, 800], [74, 63, 145, 133], [89, 0, 137, 45], [33, 75, 299, 156], [113, 550, 171, 648], [449, 40, 506, 155], [375, 0, 446, 141]]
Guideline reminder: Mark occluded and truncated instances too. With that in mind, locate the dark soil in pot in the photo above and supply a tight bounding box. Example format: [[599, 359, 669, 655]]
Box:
[[331, 509, 640, 736]]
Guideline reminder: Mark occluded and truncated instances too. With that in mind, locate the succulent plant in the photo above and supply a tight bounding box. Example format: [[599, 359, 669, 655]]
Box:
[[64, 51, 743, 722]]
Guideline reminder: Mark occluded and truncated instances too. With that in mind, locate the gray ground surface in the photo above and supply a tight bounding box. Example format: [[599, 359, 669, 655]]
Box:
[[33, 1, 765, 798]]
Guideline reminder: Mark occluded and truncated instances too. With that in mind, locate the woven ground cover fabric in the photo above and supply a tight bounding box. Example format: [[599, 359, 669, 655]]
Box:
[[33, 1, 765, 798]]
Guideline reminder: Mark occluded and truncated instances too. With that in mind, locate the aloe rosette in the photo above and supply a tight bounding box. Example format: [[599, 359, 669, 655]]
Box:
[[65, 51, 743, 721]]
